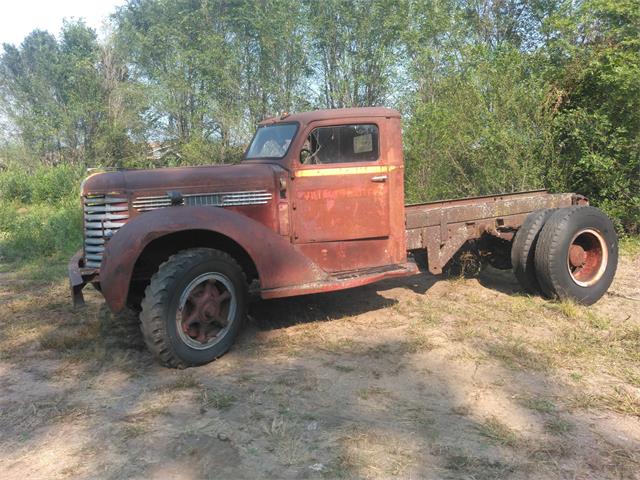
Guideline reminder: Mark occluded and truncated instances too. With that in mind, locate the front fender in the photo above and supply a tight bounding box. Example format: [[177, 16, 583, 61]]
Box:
[[100, 206, 326, 312]]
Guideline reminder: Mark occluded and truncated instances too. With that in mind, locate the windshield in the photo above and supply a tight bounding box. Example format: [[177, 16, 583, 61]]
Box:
[[245, 123, 298, 159]]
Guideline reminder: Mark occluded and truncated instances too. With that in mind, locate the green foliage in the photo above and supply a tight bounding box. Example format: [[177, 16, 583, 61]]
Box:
[[304, 0, 408, 107], [0, 164, 82, 204], [0, 0, 639, 235], [0, 200, 82, 263], [546, 0, 640, 232], [404, 46, 553, 202], [0, 165, 83, 263]]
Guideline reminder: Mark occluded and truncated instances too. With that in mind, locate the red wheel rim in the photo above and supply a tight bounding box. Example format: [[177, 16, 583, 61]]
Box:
[[176, 273, 236, 349], [566, 229, 608, 287]]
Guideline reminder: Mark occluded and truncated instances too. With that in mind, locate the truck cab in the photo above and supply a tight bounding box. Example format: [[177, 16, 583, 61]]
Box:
[[248, 107, 407, 274]]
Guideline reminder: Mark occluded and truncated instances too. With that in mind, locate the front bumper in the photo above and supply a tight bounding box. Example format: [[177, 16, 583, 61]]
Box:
[[68, 249, 99, 306]]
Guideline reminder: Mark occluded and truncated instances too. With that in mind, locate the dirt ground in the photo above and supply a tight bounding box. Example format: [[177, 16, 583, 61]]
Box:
[[0, 250, 638, 479]]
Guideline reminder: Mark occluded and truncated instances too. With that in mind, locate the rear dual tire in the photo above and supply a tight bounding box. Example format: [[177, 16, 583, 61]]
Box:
[[512, 206, 617, 305], [511, 208, 557, 294], [534, 206, 617, 305]]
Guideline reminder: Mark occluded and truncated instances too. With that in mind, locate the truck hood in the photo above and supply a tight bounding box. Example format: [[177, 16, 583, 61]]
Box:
[[81, 163, 280, 197]]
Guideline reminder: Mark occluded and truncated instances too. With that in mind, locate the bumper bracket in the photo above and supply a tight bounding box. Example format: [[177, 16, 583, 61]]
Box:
[[68, 249, 98, 307]]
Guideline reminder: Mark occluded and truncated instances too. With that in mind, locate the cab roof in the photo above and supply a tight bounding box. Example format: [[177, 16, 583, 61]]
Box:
[[259, 107, 400, 126]]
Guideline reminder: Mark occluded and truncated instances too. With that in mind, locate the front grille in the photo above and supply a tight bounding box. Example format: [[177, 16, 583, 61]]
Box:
[[132, 190, 272, 212], [83, 195, 129, 268]]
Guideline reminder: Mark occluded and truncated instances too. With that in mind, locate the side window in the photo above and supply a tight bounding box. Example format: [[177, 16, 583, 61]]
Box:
[[300, 124, 379, 165]]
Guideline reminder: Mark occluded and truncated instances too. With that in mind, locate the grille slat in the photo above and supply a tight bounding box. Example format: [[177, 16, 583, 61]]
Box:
[[83, 195, 129, 269], [85, 213, 129, 221]]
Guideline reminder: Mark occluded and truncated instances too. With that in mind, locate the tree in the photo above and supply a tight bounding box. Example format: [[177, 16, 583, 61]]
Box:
[[304, 0, 407, 108], [0, 20, 141, 166], [548, 0, 640, 231]]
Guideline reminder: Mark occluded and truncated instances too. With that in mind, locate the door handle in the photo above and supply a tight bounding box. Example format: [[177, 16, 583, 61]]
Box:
[[371, 175, 387, 183]]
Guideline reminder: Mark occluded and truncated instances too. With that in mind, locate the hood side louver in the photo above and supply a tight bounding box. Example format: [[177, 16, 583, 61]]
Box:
[[132, 190, 272, 212]]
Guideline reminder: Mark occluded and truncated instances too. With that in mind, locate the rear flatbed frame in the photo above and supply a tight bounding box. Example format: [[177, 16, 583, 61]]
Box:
[[405, 189, 586, 274]]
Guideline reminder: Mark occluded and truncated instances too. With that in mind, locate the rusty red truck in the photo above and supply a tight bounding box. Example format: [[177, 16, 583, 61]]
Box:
[[69, 107, 618, 368]]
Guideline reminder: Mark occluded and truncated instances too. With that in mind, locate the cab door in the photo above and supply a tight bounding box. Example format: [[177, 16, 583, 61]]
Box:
[[290, 123, 393, 271]]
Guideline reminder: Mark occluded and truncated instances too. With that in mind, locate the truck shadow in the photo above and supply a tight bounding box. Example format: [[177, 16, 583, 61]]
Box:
[[251, 266, 528, 333], [250, 273, 438, 331], [476, 266, 525, 296]]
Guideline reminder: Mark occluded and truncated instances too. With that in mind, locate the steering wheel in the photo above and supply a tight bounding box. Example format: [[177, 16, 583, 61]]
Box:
[[300, 148, 315, 164]]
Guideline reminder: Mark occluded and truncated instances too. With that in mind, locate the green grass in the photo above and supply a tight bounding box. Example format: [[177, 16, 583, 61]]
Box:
[[200, 388, 237, 410], [620, 235, 640, 256], [544, 417, 574, 435], [0, 164, 83, 268], [521, 396, 556, 414]]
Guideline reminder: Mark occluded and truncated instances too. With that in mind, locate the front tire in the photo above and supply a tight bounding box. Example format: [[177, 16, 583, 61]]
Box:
[[534, 206, 618, 305], [140, 248, 247, 368]]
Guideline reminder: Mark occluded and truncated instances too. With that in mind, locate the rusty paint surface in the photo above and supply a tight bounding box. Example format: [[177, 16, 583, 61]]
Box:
[[405, 190, 581, 274], [70, 106, 591, 311], [99, 206, 327, 312]]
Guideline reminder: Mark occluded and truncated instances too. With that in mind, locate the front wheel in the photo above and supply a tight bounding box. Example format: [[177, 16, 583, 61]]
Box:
[[140, 248, 248, 368]]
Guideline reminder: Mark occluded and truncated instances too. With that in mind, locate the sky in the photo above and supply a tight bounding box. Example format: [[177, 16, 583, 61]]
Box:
[[0, 0, 125, 46]]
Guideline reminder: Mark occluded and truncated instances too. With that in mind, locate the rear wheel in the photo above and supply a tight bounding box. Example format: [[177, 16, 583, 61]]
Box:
[[511, 209, 556, 294], [140, 248, 247, 368], [534, 206, 618, 305]]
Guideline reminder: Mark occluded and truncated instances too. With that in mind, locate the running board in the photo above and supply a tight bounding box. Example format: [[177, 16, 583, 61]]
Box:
[[261, 261, 419, 299]]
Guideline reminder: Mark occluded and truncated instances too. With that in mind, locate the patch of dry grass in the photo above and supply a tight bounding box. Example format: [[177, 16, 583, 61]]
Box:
[[162, 373, 201, 391], [261, 415, 309, 466], [544, 417, 574, 435], [200, 388, 236, 411], [439, 446, 515, 480], [520, 396, 556, 414], [328, 428, 418, 478], [356, 386, 391, 401], [476, 416, 520, 447], [486, 337, 553, 371]]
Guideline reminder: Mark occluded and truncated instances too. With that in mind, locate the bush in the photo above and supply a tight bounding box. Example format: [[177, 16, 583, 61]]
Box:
[[0, 167, 34, 202], [0, 164, 82, 204], [30, 165, 83, 203], [0, 200, 82, 263], [0, 164, 83, 264]]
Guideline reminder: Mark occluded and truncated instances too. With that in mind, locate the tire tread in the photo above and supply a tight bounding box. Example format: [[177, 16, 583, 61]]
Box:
[[140, 248, 245, 368], [511, 209, 556, 294]]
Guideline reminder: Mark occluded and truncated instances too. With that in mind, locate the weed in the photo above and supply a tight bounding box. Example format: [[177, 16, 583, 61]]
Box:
[[262, 416, 308, 466], [442, 451, 515, 480], [620, 236, 640, 256], [556, 299, 581, 320], [200, 388, 236, 411], [521, 397, 556, 414], [404, 325, 435, 353], [121, 421, 149, 439], [166, 373, 201, 390], [357, 386, 390, 400], [332, 364, 355, 373], [477, 416, 519, 447], [544, 417, 574, 435], [329, 429, 416, 478], [601, 386, 640, 417]]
